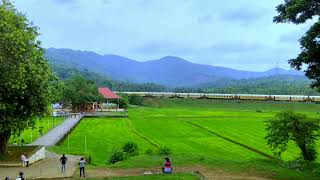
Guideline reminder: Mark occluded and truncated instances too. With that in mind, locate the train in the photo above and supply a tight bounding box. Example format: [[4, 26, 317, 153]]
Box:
[[119, 92, 320, 102]]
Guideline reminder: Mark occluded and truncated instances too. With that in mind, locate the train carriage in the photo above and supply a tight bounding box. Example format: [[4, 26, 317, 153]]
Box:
[[119, 92, 320, 103]]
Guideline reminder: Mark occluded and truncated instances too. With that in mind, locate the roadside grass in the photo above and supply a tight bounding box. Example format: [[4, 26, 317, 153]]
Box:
[[84, 173, 200, 180], [51, 99, 320, 179], [9, 116, 65, 144]]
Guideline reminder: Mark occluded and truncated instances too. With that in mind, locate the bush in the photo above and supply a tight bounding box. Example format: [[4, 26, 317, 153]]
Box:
[[110, 97, 129, 109], [122, 142, 138, 156], [128, 95, 144, 105], [84, 154, 92, 164], [159, 146, 171, 155], [109, 149, 125, 164], [145, 149, 154, 155]]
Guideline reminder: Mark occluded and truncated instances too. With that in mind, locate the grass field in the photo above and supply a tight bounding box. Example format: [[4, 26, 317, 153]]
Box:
[[9, 116, 64, 144], [51, 99, 320, 179]]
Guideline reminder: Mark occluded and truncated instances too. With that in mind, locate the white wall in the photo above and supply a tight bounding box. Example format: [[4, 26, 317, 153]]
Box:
[[28, 146, 45, 164]]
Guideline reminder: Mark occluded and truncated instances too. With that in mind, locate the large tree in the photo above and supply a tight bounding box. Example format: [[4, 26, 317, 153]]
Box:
[[63, 75, 103, 112], [0, 0, 59, 155], [265, 111, 320, 161], [274, 0, 320, 88]]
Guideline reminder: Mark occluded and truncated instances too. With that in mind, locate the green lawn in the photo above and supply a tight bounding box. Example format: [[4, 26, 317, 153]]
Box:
[[10, 116, 65, 144], [51, 99, 320, 179]]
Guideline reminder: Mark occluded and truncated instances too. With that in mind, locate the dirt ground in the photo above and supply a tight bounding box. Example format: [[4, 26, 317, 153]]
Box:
[[83, 165, 272, 180]]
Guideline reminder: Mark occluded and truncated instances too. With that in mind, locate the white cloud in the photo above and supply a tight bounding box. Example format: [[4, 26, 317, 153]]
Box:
[[13, 0, 311, 71]]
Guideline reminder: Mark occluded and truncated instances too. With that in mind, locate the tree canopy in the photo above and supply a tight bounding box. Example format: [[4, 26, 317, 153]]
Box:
[[0, 0, 60, 155], [274, 0, 320, 88], [265, 111, 320, 161], [62, 75, 103, 112]]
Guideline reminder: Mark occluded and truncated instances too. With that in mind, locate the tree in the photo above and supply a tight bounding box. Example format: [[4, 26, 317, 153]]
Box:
[[0, 0, 60, 155], [63, 75, 103, 112], [265, 111, 320, 161], [274, 1, 320, 88]]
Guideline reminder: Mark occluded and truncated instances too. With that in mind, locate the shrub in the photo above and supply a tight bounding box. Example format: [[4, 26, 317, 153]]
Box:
[[122, 142, 139, 156], [84, 154, 92, 164], [198, 155, 205, 161], [110, 97, 129, 109], [256, 110, 263, 113], [159, 146, 171, 155], [128, 95, 144, 105], [145, 149, 154, 155], [109, 149, 125, 164]]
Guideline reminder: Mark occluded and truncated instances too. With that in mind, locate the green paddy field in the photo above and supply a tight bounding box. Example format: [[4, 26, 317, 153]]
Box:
[[51, 99, 320, 179], [10, 116, 64, 144]]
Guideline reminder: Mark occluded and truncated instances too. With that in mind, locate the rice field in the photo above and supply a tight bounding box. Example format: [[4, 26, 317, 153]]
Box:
[[10, 116, 65, 144], [51, 99, 320, 179]]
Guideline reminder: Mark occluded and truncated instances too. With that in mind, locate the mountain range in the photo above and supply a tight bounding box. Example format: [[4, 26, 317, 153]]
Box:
[[45, 48, 303, 87]]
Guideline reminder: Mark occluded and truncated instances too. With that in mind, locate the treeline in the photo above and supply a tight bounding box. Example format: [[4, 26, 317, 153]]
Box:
[[51, 64, 166, 92], [173, 75, 320, 95], [52, 63, 319, 95]]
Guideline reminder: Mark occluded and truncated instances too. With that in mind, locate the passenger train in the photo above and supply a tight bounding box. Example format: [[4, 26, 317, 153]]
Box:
[[120, 92, 320, 102]]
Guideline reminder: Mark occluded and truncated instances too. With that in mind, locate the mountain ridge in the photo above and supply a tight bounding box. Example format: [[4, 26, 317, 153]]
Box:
[[45, 48, 303, 87]]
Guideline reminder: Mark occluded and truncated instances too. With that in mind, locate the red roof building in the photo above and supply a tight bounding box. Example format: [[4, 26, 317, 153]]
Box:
[[98, 87, 121, 99]]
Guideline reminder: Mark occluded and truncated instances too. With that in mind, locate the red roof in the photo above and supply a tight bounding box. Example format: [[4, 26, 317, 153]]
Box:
[[98, 87, 121, 99]]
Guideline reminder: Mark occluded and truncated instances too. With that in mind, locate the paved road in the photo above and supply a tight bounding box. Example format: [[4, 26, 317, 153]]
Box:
[[30, 115, 83, 146], [0, 151, 80, 179]]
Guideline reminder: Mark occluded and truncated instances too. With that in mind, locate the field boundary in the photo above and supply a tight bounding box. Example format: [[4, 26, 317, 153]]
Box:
[[186, 121, 275, 159], [126, 119, 160, 149]]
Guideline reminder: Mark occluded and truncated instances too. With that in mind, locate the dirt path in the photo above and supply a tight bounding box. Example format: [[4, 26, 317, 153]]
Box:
[[85, 165, 272, 180], [0, 151, 80, 180]]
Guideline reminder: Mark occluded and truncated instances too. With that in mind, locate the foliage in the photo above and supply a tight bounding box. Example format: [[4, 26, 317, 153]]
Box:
[[0, 0, 60, 155], [109, 149, 125, 164], [52, 62, 320, 95], [62, 75, 103, 111], [110, 93, 128, 109], [265, 111, 320, 161], [274, 1, 320, 89], [51, 63, 167, 92], [174, 75, 319, 95], [84, 154, 92, 164], [122, 141, 139, 156], [159, 146, 172, 155], [128, 95, 145, 105]]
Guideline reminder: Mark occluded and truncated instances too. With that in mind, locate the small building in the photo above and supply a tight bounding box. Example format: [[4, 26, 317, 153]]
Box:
[[97, 87, 121, 110]]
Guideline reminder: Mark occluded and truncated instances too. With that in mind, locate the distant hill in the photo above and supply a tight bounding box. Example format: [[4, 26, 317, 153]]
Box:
[[45, 48, 303, 87], [198, 75, 319, 95]]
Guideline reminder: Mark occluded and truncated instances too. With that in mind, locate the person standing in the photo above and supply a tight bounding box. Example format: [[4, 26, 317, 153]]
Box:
[[79, 157, 86, 177], [20, 154, 27, 167], [60, 154, 68, 173]]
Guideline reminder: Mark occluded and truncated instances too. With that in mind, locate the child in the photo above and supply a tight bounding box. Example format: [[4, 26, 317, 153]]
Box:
[[79, 157, 86, 177]]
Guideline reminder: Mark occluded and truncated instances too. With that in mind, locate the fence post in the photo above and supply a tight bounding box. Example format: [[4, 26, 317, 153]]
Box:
[[84, 136, 87, 153], [68, 133, 70, 149]]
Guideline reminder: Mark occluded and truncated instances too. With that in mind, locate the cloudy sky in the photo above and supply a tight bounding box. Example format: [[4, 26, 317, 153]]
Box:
[[14, 0, 313, 71]]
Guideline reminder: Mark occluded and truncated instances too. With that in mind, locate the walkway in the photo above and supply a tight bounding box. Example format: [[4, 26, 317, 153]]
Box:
[[30, 115, 83, 146], [0, 151, 80, 179]]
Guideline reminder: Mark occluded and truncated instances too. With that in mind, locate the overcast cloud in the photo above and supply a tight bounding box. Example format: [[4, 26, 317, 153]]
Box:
[[14, 0, 313, 71]]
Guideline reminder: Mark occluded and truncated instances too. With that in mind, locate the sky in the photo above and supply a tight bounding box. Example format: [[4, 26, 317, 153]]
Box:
[[14, 0, 314, 71]]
